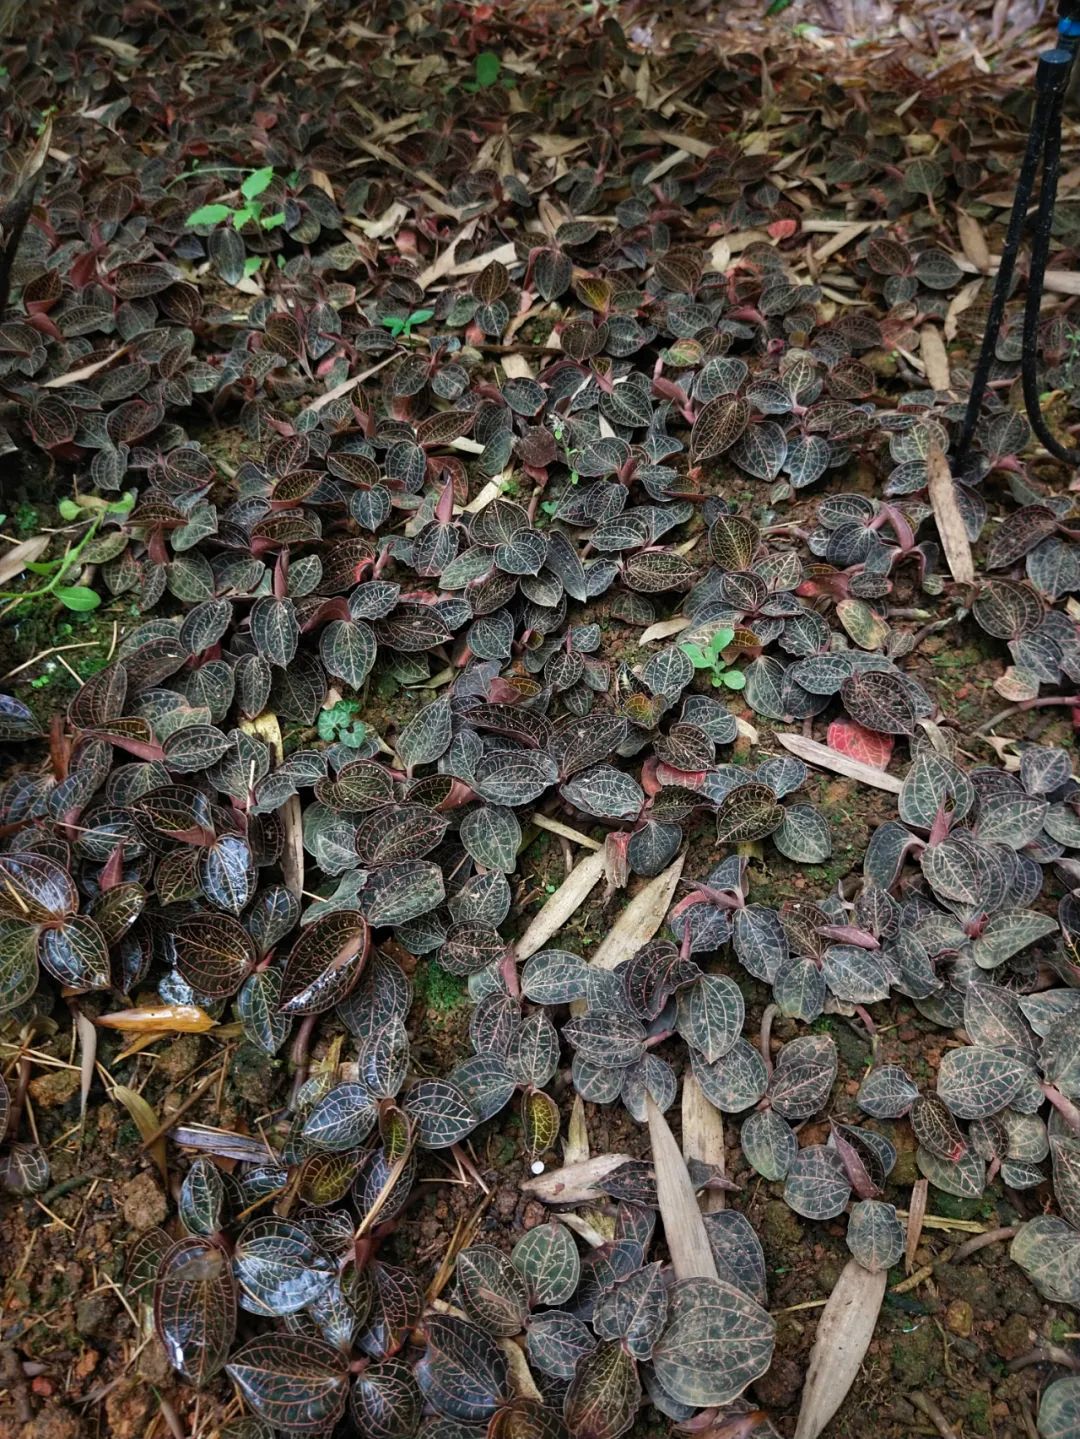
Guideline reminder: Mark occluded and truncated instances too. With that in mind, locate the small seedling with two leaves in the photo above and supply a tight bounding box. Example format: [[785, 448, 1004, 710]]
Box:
[[186, 166, 286, 232], [680, 627, 746, 690], [379, 308, 434, 339]]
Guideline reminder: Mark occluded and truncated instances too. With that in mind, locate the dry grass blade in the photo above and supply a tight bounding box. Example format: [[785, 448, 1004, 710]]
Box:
[[646, 1093, 718, 1282], [793, 1258, 887, 1439], [564, 1093, 590, 1165], [775, 733, 903, 793], [110, 1084, 168, 1186], [531, 813, 602, 850], [589, 853, 686, 972], [681, 1071, 726, 1214], [75, 1010, 96, 1124], [926, 443, 975, 585], [906, 1178, 928, 1273], [514, 846, 607, 960], [520, 1152, 632, 1205]]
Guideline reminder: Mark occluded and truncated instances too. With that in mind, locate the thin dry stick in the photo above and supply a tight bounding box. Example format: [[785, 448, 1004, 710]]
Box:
[[949, 1225, 1018, 1262], [910, 1390, 960, 1439]]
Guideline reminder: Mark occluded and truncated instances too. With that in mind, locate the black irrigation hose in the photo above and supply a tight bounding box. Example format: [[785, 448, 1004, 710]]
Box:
[[953, 32, 1080, 475], [1021, 59, 1080, 464]]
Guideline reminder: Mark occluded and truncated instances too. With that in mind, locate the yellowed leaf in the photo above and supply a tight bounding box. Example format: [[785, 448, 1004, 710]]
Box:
[[98, 1004, 217, 1032]]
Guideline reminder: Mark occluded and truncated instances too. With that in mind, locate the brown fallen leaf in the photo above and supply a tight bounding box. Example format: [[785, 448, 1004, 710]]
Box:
[[919, 325, 951, 392], [957, 210, 992, 272], [906, 1178, 928, 1273], [926, 443, 975, 585], [589, 852, 686, 972], [647, 1093, 718, 1282], [514, 846, 607, 961], [0, 534, 50, 588], [944, 277, 984, 342], [775, 733, 903, 794], [520, 1152, 633, 1205], [682, 1071, 726, 1214], [793, 1258, 887, 1439]]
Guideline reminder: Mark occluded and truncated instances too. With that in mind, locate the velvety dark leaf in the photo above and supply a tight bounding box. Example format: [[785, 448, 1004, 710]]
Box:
[[415, 1314, 510, 1422], [651, 1277, 774, 1407], [155, 1236, 237, 1386], [279, 911, 368, 1014], [226, 1333, 349, 1432], [563, 1340, 641, 1439]]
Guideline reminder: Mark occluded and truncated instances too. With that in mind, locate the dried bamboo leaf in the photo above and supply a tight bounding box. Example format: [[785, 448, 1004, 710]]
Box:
[[682, 1071, 726, 1214], [640, 615, 691, 645], [919, 326, 951, 391], [906, 1179, 928, 1274], [589, 853, 686, 972], [75, 1009, 96, 1122], [564, 1093, 590, 1165], [775, 733, 902, 794], [0, 534, 50, 587], [926, 444, 974, 586], [520, 1153, 633, 1205], [793, 1258, 887, 1439], [514, 847, 607, 961], [647, 1094, 718, 1282], [111, 1084, 168, 1185]]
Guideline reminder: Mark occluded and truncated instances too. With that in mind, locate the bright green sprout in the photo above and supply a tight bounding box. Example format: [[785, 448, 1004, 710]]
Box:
[[680, 627, 746, 691], [378, 308, 435, 339], [185, 166, 284, 233]]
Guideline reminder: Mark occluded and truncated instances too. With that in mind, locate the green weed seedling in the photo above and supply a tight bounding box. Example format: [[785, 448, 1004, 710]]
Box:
[[378, 308, 434, 339], [680, 626, 746, 691], [0, 491, 134, 616], [317, 698, 368, 748], [186, 166, 286, 233]]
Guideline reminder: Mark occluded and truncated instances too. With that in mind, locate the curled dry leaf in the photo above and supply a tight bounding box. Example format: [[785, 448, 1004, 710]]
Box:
[[520, 1153, 633, 1206]]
